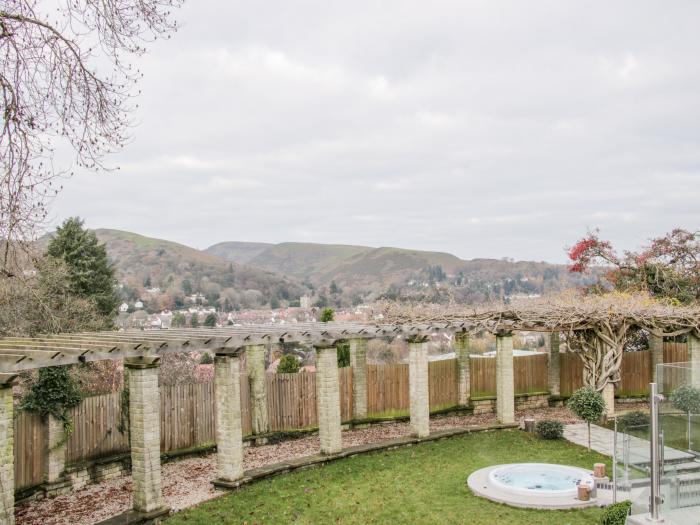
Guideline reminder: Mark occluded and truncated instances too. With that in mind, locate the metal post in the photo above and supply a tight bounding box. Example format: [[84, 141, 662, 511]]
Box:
[[649, 382, 664, 522], [613, 416, 618, 504]]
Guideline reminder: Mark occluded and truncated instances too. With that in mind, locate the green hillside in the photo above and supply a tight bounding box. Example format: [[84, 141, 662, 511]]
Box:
[[206, 241, 273, 265], [91, 230, 306, 310]]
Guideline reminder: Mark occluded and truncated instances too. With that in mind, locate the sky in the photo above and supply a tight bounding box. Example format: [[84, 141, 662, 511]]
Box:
[[50, 0, 700, 263]]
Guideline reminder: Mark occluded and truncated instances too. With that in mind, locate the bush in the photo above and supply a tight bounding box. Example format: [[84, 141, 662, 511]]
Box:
[[337, 342, 350, 368], [598, 501, 632, 525], [670, 385, 700, 414], [567, 386, 606, 450], [320, 308, 335, 322], [199, 352, 214, 365], [535, 419, 564, 440], [277, 354, 300, 374], [617, 410, 650, 430]]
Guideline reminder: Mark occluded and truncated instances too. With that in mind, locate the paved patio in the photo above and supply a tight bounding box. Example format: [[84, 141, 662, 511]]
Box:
[[563, 423, 695, 464]]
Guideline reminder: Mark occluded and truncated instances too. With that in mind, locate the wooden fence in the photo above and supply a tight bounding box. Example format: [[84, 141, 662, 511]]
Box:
[[15, 345, 686, 492], [470, 354, 548, 399]]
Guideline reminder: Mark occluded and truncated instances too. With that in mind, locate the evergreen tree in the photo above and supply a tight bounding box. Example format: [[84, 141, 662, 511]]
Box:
[[190, 313, 199, 327], [46, 217, 119, 324], [203, 312, 217, 327]]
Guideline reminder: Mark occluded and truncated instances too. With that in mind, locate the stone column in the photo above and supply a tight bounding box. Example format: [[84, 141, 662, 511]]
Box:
[[688, 333, 700, 387], [547, 332, 561, 397], [247, 344, 269, 435], [125, 357, 166, 515], [496, 332, 515, 424], [214, 355, 244, 482], [409, 340, 430, 438], [349, 338, 368, 420], [649, 334, 664, 383], [43, 415, 67, 490], [315, 344, 342, 454], [0, 376, 16, 525], [454, 332, 471, 406]]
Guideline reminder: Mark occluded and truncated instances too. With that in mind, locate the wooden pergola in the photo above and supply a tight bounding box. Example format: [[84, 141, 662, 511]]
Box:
[[0, 320, 480, 525]]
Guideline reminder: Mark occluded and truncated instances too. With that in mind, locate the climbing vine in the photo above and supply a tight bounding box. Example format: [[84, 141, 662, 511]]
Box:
[[20, 366, 83, 443]]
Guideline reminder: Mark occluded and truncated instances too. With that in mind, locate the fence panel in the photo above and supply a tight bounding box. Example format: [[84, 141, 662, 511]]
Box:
[[66, 391, 127, 463], [514, 354, 548, 395], [617, 351, 651, 397], [367, 364, 409, 417], [15, 411, 45, 490], [663, 342, 688, 364], [339, 367, 353, 422], [429, 359, 458, 410], [470, 357, 496, 398], [267, 371, 318, 431], [560, 353, 584, 396], [661, 342, 689, 392]]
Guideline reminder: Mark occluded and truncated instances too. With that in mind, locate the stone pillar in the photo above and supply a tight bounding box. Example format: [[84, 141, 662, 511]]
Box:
[[43, 416, 67, 488], [409, 340, 430, 438], [349, 338, 368, 420], [315, 344, 342, 454], [214, 355, 244, 482], [649, 334, 664, 383], [454, 332, 471, 406], [602, 382, 615, 417], [0, 376, 16, 525], [496, 333, 515, 424], [247, 344, 269, 435], [547, 332, 561, 397], [125, 357, 166, 515], [688, 333, 700, 387]]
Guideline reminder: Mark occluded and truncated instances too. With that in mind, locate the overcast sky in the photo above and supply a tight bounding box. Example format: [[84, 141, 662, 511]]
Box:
[[51, 0, 700, 263]]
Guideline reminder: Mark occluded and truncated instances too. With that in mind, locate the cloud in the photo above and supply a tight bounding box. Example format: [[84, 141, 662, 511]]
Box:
[[50, 0, 700, 262]]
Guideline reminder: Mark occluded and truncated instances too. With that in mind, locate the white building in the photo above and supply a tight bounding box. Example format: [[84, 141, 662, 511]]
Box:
[[119, 302, 129, 313]]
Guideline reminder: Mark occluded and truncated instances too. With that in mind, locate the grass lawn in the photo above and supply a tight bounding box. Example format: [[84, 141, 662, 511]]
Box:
[[167, 429, 611, 525]]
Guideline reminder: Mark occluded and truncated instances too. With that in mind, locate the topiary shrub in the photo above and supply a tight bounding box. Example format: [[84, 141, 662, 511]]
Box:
[[670, 385, 700, 450], [598, 500, 632, 525], [277, 354, 300, 374], [617, 410, 650, 431], [535, 419, 564, 440], [567, 386, 605, 451]]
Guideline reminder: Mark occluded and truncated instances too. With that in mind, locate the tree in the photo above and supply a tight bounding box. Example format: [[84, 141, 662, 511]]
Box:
[[172, 311, 186, 327], [203, 312, 217, 327], [320, 307, 335, 323], [277, 354, 300, 374], [567, 386, 606, 451], [670, 385, 700, 451], [190, 313, 199, 328], [0, 257, 103, 336], [569, 229, 700, 304], [46, 217, 119, 323], [0, 0, 183, 272], [182, 279, 193, 296]]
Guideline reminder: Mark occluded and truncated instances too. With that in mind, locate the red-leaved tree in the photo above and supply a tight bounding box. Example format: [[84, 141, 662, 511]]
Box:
[[568, 229, 700, 304]]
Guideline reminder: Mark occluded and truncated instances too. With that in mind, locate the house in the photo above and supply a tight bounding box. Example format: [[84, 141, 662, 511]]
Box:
[[119, 302, 129, 313], [134, 300, 144, 309], [300, 295, 312, 309]]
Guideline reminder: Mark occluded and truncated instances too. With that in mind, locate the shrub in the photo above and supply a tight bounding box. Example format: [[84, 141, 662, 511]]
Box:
[[535, 419, 564, 440], [567, 386, 605, 451], [320, 308, 335, 323], [598, 501, 632, 525], [277, 354, 300, 374], [617, 411, 650, 431], [199, 352, 214, 365], [337, 342, 350, 368], [670, 385, 700, 415]]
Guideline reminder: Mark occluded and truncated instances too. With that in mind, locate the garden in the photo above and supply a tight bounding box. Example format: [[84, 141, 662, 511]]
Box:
[[166, 429, 610, 525]]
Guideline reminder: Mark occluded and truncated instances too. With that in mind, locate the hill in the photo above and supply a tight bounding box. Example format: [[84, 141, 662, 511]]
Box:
[[206, 241, 273, 265], [206, 241, 597, 304], [91, 230, 306, 311]]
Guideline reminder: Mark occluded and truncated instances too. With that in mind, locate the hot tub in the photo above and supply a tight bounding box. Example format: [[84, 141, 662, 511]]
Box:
[[467, 463, 597, 509], [488, 463, 594, 497]]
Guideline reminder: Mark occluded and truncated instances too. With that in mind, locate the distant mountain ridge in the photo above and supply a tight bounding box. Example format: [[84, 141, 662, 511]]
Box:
[[205, 240, 595, 303]]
